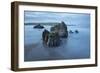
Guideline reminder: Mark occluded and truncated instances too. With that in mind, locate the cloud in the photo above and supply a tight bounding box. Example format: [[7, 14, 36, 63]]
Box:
[[24, 11, 90, 27]]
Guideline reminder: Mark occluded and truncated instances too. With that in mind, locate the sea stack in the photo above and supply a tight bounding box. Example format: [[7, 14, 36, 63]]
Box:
[[42, 21, 68, 47], [50, 21, 68, 38], [47, 31, 61, 47]]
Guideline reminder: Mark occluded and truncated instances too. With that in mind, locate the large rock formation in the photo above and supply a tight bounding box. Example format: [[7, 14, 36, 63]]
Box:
[[42, 21, 68, 47], [47, 31, 60, 47], [50, 21, 68, 38], [42, 30, 60, 47], [42, 29, 50, 45]]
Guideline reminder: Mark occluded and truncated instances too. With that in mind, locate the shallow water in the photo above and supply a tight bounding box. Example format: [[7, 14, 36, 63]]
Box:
[[24, 25, 90, 61]]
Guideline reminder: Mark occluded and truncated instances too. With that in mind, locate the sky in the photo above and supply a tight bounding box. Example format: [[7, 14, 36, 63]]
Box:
[[24, 11, 90, 27]]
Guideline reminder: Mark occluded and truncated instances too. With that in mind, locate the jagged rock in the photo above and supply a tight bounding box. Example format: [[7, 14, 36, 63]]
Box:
[[59, 21, 68, 38], [42, 29, 50, 45], [42, 30, 60, 47], [50, 21, 68, 38], [69, 30, 74, 33], [34, 24, 44, 29], [42, 21, 68, 47], [47, 31, 60, 47]]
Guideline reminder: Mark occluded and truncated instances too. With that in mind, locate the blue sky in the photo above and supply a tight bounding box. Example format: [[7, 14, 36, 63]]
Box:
[[24, 11, 90, 27]]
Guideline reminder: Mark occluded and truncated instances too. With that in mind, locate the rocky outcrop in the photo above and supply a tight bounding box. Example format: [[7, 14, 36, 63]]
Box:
[[50, 21, 68, 38], [47, 31, 60, 47], [42, 30, 60, 47], [34, 24, 44, 29], [42, 21, 68, 47], [75, 30, 79, 33], [69, 30, 73, 33], [42, 29, 50, 45]]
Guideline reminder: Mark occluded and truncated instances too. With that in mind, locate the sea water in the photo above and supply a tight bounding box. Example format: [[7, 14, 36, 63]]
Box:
[[24, 25, 90, 61]]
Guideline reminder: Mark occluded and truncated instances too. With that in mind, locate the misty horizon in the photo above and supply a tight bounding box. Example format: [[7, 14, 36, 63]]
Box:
[[24, 11, 90, 28]]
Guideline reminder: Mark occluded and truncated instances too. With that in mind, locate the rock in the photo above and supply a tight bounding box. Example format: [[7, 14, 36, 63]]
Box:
[[42, 29, 60, 47], [75, 30, 79, 33], [42, 21, 68, 47], [69, 30, 74, 33], [42, 29, 50, 45], [34, 24, 44, 29], [50, 21, 68, 38], [59, 21, 68, 38], [47, 31, 60, 47]]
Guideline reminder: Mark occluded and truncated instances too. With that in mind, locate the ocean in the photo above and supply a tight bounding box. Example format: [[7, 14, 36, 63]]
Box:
[[24, 24, 90, 61]]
